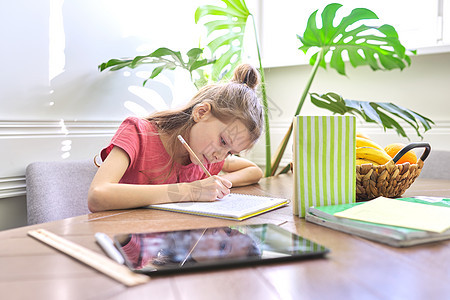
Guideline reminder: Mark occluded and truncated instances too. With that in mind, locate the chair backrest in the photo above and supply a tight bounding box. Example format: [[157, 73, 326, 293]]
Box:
[[26, 159, 98, 225], [419, 150, 450, 180]]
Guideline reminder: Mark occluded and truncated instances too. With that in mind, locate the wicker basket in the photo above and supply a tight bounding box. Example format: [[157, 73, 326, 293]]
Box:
[[356, 142, 431, 201]]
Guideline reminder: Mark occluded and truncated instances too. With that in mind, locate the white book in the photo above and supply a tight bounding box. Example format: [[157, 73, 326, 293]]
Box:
[[147, 193, 289, 221]]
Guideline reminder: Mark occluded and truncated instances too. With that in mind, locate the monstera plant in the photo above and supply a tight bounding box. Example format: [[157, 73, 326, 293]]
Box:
[[269, 3, 434, 175], [98, 47, 215, 90], [194, 1, 272, 177], [99, 1, 434, 177], [100, 0, 274, 176]]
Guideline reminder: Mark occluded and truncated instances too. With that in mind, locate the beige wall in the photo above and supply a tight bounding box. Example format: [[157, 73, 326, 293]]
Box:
[[264, 52, 450, 122]]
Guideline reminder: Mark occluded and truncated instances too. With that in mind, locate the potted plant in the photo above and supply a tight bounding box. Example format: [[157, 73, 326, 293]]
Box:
[[99, 1, 434, 177], [266, 3, 434, 175]]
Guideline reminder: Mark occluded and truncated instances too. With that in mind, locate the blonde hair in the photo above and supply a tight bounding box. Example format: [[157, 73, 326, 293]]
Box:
[[147, 64, 263, 166]]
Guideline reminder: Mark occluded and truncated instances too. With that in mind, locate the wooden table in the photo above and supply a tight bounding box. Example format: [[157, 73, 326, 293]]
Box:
[[1, 174, 450, 300]]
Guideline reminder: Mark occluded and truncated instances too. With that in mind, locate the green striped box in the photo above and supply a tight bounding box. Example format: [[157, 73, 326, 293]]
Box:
[[293, 116, 356, 217]]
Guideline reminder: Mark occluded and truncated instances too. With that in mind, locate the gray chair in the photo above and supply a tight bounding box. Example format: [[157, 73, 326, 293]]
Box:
[[419, 150, 450, 180], [26, 159, 98, 225]]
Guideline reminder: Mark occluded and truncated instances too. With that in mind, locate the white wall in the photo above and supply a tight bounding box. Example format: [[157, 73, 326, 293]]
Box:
[[0, 0, 200, 230], [248, 52, 450, 168], [1, 1, 449, 230]]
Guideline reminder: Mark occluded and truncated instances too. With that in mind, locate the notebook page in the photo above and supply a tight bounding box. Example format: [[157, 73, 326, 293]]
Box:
[[334, 197, 450, 233], [148, 193, 288, 218]]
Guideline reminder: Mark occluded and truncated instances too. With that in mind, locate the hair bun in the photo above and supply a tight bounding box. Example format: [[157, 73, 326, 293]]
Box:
[[232, 64, 260, 90]]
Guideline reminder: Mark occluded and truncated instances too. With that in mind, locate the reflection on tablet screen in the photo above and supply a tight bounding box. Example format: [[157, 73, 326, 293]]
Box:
[[114, 224, 329, 274]]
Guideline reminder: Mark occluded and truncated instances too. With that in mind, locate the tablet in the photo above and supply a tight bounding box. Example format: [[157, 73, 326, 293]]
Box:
[[113, 223, 329, 275]]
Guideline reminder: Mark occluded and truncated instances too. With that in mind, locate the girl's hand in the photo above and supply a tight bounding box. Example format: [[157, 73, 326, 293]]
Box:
[[178, 176, 232, 202]]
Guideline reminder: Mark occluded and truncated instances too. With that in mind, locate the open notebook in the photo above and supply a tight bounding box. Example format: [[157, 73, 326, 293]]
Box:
[[147, 193, 289, 221]]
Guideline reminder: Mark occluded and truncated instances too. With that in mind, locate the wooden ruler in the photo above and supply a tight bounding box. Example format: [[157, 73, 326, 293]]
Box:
[[28, 229, 150, 287]]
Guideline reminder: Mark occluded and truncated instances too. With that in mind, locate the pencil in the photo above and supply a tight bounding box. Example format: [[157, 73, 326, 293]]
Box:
[[177, 135, 212, 177], [179, 228, 207, 267]]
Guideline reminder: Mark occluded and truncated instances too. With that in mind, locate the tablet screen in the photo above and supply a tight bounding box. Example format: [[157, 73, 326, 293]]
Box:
[[114, 223, 329, 275]]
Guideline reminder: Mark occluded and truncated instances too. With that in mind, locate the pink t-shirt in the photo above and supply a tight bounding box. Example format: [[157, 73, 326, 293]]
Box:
[[121, 233, 165, 269], [101, 116, 224, 185]]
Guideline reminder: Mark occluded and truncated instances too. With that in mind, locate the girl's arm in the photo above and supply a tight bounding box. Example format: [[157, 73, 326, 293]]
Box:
[[88, 147, 231, 212], [220, 155, 263, 187]]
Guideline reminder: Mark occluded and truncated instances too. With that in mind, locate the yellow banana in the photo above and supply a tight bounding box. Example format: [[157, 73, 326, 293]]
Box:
[[356, 147, 392, 165], [356, 158, 380, 166], [355, 137, 384, 150]]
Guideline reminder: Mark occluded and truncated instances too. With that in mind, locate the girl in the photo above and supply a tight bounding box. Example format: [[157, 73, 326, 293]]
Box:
[[88, 64, 264, 212]]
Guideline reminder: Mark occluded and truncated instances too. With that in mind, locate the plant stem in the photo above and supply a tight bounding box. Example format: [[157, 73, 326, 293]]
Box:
[[251, 14, 272, 177], [270, 49, 324, 174], [295, 49, 323, 115]]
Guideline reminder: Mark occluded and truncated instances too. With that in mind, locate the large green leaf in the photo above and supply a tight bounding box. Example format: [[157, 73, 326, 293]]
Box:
[[195, 0, 251, 81], [310, 92, 434, 139], [195, 0, 273, 176], [98, 47, 215, 87], [297, 3, 414, 75]]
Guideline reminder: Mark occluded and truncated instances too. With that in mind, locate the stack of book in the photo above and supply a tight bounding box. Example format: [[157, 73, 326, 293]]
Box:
[[306, 197, 450, 247]]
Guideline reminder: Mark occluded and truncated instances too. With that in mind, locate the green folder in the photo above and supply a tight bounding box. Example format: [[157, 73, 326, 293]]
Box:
[[306, 197, 450, 247]]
